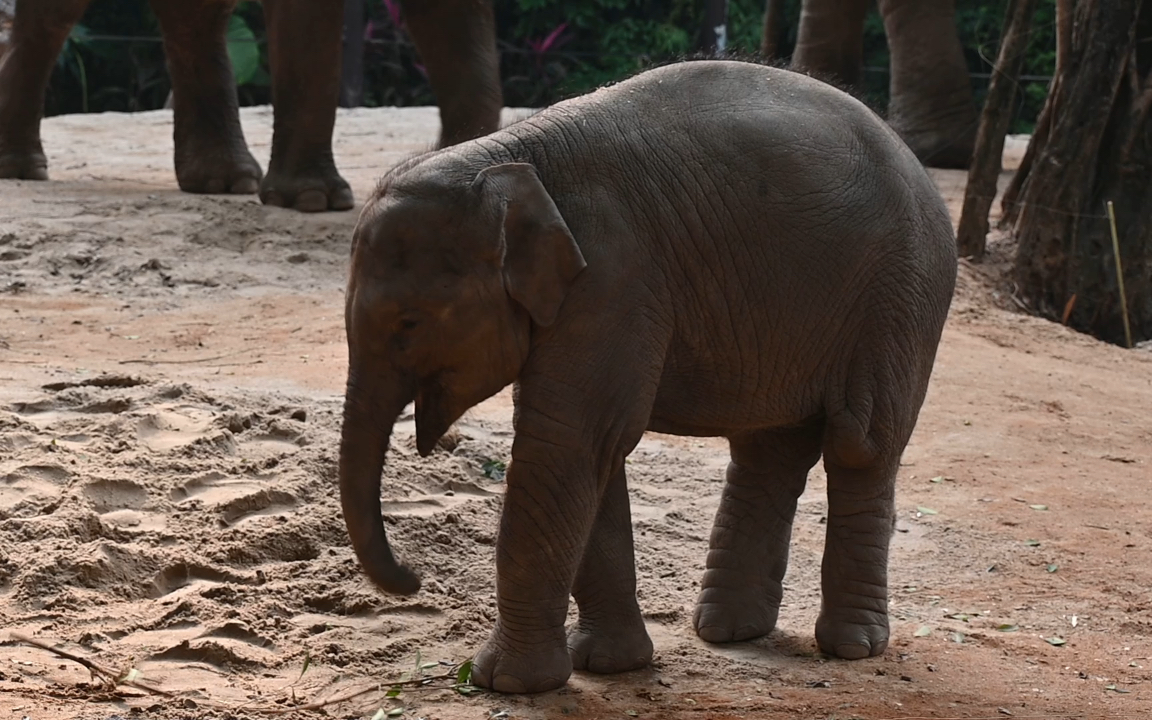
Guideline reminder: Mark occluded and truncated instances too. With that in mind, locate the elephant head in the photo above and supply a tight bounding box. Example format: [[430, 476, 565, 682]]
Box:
[[339, 161, 587, 595]]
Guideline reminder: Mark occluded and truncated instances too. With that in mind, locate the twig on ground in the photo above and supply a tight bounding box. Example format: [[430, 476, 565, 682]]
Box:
[[10, 632, 473, 715]]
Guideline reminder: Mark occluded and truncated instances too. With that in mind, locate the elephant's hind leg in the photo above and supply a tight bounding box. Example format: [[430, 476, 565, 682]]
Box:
[[815, 405, 903, 658], [567, 462, 653, 674], [0, 0, 93, 180], [148, 0, 262, 195], [693, 423, 822, 643]]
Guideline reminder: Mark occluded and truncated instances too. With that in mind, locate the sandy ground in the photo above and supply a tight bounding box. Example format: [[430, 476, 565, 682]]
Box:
[[1, 106, 1151, 720]]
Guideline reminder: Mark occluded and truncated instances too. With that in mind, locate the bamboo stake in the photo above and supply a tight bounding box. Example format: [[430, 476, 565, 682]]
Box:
[[1106, 200, 1133, 348]]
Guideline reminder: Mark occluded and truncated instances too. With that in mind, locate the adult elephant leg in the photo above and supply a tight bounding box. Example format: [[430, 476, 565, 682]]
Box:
[[879, 0, 977, 168], [567, 462, 653, 674], [815, 451, 900, 659], [0, 0, 93, 180], [259, 0, 353, 212], [791, 0, 870, 86], [400, 0, 501, 147], [148, 0, 262, 194], [693, 424, 822, 643]]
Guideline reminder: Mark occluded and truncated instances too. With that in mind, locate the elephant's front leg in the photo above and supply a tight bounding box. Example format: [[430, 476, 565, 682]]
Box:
[[470, 441, 600, 693], [258, 0, 354, 212], [0, 0, 93, 180], [567, 462, 653, 674], [148, 0, 263, 194]]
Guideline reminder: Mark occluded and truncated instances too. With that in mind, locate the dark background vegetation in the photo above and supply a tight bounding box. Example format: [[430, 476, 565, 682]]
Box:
[[42, 0, 1056, 132]]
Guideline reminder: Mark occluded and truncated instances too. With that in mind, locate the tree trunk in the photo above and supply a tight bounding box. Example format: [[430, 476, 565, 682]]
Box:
[[1012, 0, 1152, 346], [1000, 0, 1071, 226], [761, 0, 787, 60], [339, 0, 365, 108], [702, 0, 729, 54], [955, 0, 1038, 259]]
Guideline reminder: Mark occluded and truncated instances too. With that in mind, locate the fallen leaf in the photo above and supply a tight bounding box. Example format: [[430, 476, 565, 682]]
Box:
[[1044, 636, 1067, 646], [947, 613, 971, 622], [949, 632, 965, 644], [625, 711, 639, 717], [1024, 539, 1041, 547], [914, 625, 932, 637], [1047, 564, 1058, 573], [996, 624, 1019, 632], [1029, 504, 1049, 511], [1105, 684, 1130, 694], [916, 506, 939, 516]]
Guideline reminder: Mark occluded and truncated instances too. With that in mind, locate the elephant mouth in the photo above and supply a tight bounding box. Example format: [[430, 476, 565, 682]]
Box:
[[414, 380, 454, 457]]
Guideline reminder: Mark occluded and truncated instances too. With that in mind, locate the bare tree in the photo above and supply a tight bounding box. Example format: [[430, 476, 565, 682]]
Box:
[[1009, 0, 1151, 346]]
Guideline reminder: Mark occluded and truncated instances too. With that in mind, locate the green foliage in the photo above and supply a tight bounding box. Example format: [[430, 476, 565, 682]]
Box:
[[226, 14, 260, 86]]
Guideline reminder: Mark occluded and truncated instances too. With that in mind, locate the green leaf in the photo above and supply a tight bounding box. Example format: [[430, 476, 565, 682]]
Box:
[[1024, 539, 1041, 547], [385, 687, 401, 698], [1046, 564, 1058, 573], [947, 613, 971, 622], [481, 459, 507, 481], [387, 708, 405, 718], [996, 623, 1019, 632], [1029, 504, 1048, 511], [455, 684, 477, 696], [456, 659, 473, 685], [226, 14, 260, 86], [916, 506, 938, 516], [1044, 636, 1066, 646], [625, 711, 639, 717], [1105, 684, 1130, 693], [913, 625, 932, 637], [370, 711, 387, 720], [420, 661, 440, 670], [949, 631, 965, 644], [298, 652, 311, 680]]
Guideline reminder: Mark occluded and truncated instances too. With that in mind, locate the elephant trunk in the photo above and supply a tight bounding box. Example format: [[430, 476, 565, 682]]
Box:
[[338, 379, 421, 596]]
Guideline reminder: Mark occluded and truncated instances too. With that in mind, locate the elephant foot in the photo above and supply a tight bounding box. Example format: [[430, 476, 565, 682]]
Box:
[[567, 615, 653, 674], [692, 584, 781, 643], [815, 608, 889, 660], [471, 628, 572, 693], [0, 146, 49, 180], [260, 159, 354, 213], [175, 144, 263, 196]]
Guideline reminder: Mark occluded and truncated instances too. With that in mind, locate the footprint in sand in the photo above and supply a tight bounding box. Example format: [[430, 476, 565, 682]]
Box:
[[381, 480, 499, 518], [81, 477, 166, 531], [0, 464, 71, 516], [135, 404, 221, 451], [170, 472, 297, 525]]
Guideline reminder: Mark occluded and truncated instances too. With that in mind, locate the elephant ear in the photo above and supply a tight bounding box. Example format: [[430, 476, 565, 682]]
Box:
[[472, 163, 587, 327]]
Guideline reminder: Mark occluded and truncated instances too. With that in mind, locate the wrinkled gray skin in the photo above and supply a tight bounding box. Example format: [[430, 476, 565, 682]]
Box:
[[340, 60, 957, 693]]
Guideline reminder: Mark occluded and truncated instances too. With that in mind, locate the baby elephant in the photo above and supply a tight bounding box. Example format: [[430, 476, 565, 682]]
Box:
[[340, 60, 957, 693]]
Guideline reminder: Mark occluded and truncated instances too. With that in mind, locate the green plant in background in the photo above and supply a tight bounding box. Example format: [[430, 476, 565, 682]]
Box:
[[57, 24, 92, 112]]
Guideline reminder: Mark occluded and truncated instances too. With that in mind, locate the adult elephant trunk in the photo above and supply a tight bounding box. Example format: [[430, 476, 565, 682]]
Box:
[[338, 378, 421, 596]]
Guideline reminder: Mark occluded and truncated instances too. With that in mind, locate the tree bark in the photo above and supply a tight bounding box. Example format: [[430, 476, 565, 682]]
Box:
[[761, 0, 787, 60], [955, 0, 1038, 259], [1000, 0, 1072, 226], [339, 0, 365, 108], [1013, 0, 1152, 345]]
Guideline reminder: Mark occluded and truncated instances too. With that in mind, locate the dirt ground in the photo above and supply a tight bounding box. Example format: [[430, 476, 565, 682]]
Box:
[[1, 106, 1150, 720]]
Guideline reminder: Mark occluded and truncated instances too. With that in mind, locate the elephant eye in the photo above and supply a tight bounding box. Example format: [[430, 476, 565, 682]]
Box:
[[398, 317, 419, 332]]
